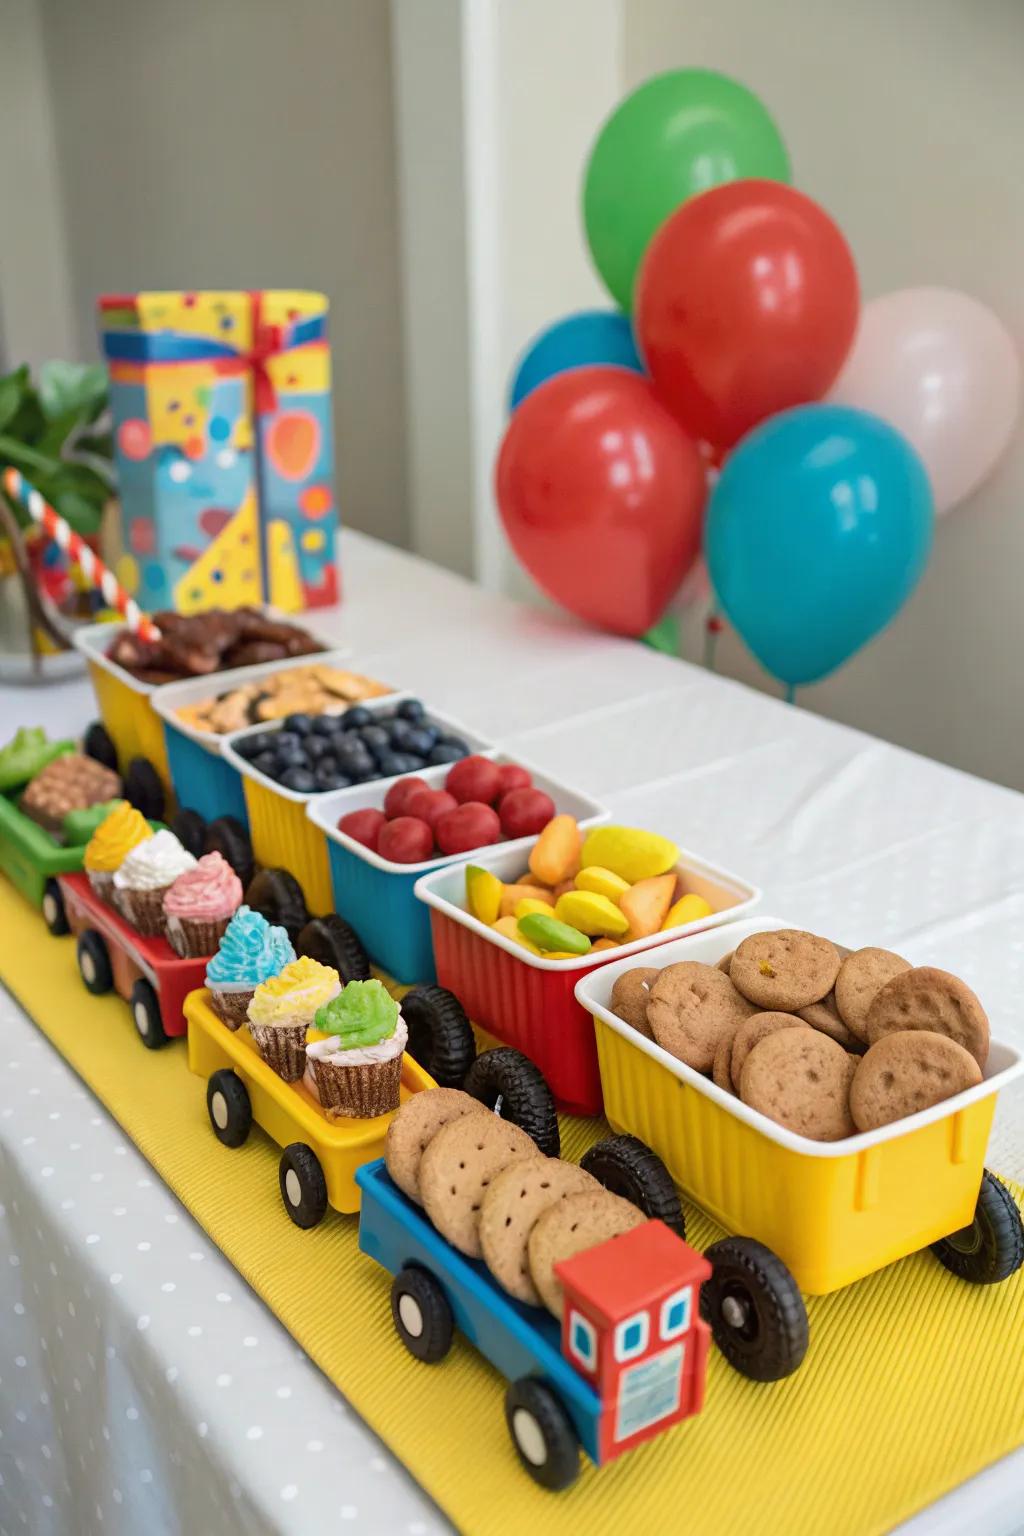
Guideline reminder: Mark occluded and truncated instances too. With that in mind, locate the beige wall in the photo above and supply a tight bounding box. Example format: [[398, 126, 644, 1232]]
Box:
[[625, 0, 1024, 791], [38, 0, 410, 549]]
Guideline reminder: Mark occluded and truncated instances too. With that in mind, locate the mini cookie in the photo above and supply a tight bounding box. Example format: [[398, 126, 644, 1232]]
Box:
[[834, 948, 911, 1041], [798, 992, 863, 1051], [865, 966, 990, 1067], [609, 967, 659, 1039], [480, 1156, 598, 1305], [850, 1031, 982, 1131], [730, 930, 841, 1012], [740, 1029, 856, 1141], [730, 1012, 808, 1092], [384, 1087, 487, 1204], [419, 1114, 538, 1257], [528, 1190, 646, 1318], [647, 962, 757, 1073], [712, 1032, 736, 1094], [717, 950, 734, 975]]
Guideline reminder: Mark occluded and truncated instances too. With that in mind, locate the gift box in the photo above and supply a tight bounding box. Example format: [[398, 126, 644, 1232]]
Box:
[[99, 290, 339, 615]]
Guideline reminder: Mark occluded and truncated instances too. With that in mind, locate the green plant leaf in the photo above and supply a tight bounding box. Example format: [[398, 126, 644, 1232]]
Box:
[[0, 434, 62, 477], [48, 488, 102, 535], [38, 361, 108, 422], [0, 366, 30, 434]]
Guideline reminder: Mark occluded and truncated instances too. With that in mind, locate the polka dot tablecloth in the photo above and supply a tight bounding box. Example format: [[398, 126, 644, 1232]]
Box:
[[2, 530, 1023, 1535]]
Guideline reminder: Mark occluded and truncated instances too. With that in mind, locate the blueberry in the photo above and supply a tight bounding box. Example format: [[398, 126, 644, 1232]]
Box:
[[315, 765, 353, 791], [315, 754, 338, 776], [278, 767, 317, 793], [236, 731, 278, 760], [374, 751, 404, 777], [359, 724, 390, 752], [310, 715, 340, 737], [304, 735, 332, 761], [388, 721, 415, 751], [341, 706, 374, 731], [392, 752, 425, 773], [336, 739, 374, 769], [251, 751, 278, 776], [283, 712, 313, 736], [397, 699, 426, 722], [274, 731, 302, 755], [402, 727, 437, 757], [428, 743, 467, 766], [436, 734, 470, 757]]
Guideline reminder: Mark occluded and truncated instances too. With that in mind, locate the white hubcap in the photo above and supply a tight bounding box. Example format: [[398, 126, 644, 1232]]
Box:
[[43, 894, 57, 925], [285, 1169, 303, 1207], [81, 952, 96, 984], [512, 1409, 547, 1467], [134, 1001, 150, 1037], [211, 1092, 229, 1130], [398, 1294, 424, 1338]]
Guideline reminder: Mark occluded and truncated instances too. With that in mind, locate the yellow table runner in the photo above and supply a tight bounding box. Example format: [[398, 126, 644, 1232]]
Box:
[[2, 880, 1022, 1536]]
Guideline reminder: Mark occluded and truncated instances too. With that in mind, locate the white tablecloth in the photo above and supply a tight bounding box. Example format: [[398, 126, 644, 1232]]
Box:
[[2, 529, 1022, 1536]]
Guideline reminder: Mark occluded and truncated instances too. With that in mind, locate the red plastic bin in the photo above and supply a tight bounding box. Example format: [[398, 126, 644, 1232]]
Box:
[[416, 842, 760, 1117]]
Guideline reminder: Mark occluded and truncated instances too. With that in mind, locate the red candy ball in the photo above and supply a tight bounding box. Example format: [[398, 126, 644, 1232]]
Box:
[[337, 807, 387, 852], [435, 801, 502, 856], [383, 776, 429, 819], [403, 784, 458, 830], [495, 762, 532, 797], [445, 755, 502, 805], [377, 816, 435, 864], [499, 786, 556, 839]]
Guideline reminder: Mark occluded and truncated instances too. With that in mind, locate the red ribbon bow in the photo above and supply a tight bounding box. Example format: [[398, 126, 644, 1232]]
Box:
[[248, 291, 283, 417]]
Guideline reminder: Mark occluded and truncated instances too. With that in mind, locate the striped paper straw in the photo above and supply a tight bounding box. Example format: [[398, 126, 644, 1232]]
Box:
[[2, 467, 161, 641]]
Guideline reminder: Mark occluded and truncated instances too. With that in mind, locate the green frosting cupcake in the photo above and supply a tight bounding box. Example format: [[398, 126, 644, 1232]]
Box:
[[0, 727, 75, 792], [314, 979, 398, 1049]]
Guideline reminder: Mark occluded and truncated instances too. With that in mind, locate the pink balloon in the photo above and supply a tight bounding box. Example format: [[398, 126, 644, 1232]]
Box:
[[828, 288, 1019, 514]]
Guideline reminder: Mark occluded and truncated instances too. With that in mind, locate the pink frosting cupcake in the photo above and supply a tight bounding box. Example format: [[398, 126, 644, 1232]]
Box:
[[163, 852, 242, 958]]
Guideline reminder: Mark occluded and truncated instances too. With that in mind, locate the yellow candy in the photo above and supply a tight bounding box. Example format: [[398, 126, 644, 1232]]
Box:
[[514, 897, 555, 920], [591, 938, 619, 952], [580, 825, 679, 884], [574, 865, 630, 903], [491, 915, 541, 953], [662, 892, 713, 930], [528, 814, 581, 886], [543, 951, 581, 960], [554, 890, 630, 938], [466, 865, 503, 925], [499, 883, 552, 918]]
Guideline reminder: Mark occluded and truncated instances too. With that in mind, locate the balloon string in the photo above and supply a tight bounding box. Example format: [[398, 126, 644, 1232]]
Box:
[[703, 609, 723, 672], [784, 683, 797, 705]]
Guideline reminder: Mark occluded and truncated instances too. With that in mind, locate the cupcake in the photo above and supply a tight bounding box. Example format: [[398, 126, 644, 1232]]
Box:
[[113, 829, 196, 936], [163, 852, 243, 958], [306, 980, 407, 1119], [204, 906, 295, 1028], [82, 801, 151, 904], [246, 956, 340, 1081]]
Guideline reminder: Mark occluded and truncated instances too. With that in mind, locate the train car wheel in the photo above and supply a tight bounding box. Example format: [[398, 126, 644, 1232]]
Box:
[[124, 758, 165, 821], [702, 1236, 808, 1381], [42, 878, 69, 936], [399, 985, 475, 1088], [77, 930, 113, 995], [581, 1134, 685, 1238], [245, 869, 309, 944], [504, 1378, 579, 1491], [931, 1171, 1024, 1285], [279, 1143, 328, 1228], [464, 1048, 559, 1157], [206, 1069, 253, 1148], [390, 1266, 453, 1364], [130, 979, 169, 1050], [204, 816, 255, 890], [171, 808, 207, 859], [296, 914, 371, 985], [83, 721, 118, 772]]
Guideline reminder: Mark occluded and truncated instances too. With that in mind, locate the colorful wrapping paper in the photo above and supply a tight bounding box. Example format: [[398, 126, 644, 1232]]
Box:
[[99, 290, 339, 614]]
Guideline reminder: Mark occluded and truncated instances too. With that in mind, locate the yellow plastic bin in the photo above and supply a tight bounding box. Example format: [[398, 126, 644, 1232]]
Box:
[[185, 988, 436, 1216], [73, 621, 171, 791], [576, 916, 1023, 1295]]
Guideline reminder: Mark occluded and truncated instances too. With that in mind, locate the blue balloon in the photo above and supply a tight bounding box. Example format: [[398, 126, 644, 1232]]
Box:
[[508, 310, 643, 411], [706, 405, 934, 687]]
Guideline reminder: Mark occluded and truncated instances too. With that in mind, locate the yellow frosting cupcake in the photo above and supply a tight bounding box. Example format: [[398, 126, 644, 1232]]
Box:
[[247, 956, 341, 1029], [84, 802, 153, 873]]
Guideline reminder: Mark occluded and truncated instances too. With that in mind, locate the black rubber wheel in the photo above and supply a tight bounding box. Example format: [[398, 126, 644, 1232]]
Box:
[[400, 985, 476, 1088], [124, 757, 165, 821], [581, 1134, 685, 1238], [279, 1143, 328, 1229], [206, 1069, 253, 1148], [390, 1266, 454, 1364], [931, 1171, 1024, 1285], [130, 978, 169, 1050], [204, 816, 255, 890], [245, 868, 310, 944], [171, 808, 207, 860], [464, 1047, 559, 1157], [77, 930, 112, 995], [83, 720, 118, 773], [701, 1236, 808, 1381], [297, 914, 371, 984], [42, 878, 69, 936], [504, 1378, 579, 1491]]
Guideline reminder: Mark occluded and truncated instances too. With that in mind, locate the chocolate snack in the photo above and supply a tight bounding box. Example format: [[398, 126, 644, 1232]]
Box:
[[105, 607, 323, 684], [20, 754, 122, 838]]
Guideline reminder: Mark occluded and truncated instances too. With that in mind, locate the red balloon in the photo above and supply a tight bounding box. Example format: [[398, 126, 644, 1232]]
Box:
[[495, 367, 706, 636], [635, 180, 859, 449]]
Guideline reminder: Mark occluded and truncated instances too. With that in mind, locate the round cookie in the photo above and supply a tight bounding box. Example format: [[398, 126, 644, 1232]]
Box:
[[730, 930, 841, 1012], [717, 950, 734, 975], [850, 1031, 982, 1131], [646, 961, 757, 1073], [730, 1011, 808, 1091], [712, 1031, 736, 1094], [384, 1087, 488, 1204], [740, 1029, 857, 1142], [609, 967, 659, 1039], [834, 948, 911, 1041], [479, 1156, 598, 1304], [528, 1190, 646, 1318], [798, 992, 863, 1051], [865, 966, 990, 1067], [419, 1114, 538, 1257]]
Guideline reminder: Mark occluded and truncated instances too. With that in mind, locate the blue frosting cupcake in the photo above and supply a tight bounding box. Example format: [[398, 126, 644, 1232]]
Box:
[[205, 905, 296, 1029]]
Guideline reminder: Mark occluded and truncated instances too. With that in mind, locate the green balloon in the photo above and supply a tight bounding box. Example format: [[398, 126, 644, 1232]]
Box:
[[583, 69, 791, 311]]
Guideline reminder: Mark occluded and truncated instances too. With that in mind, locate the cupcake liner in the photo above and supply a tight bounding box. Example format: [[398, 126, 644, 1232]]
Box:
[[312, 1051, 404, 1120], [247, 1020, 309, 1082], [206, 982, 256, 1031], [86, 870, 116, 906], [114, 884, 172, 937], [166, 913, 233, 960]]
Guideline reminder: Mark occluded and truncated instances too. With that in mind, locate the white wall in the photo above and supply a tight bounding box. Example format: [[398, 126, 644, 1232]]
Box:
[[37, 0, 410, 550], [624, 0, 1024, 790]]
